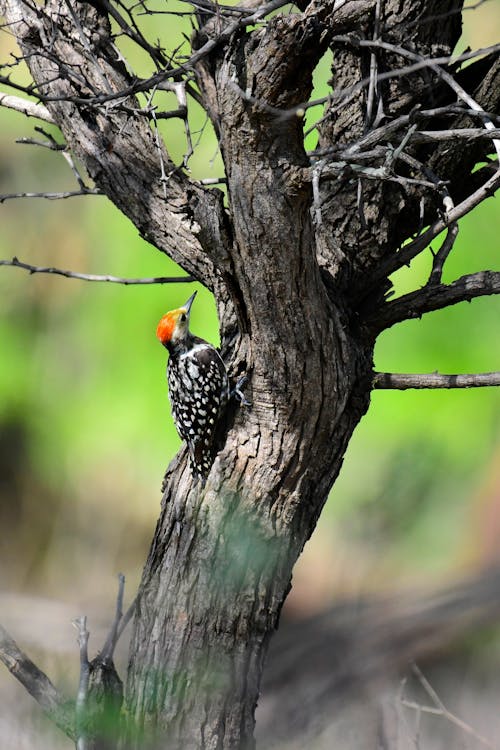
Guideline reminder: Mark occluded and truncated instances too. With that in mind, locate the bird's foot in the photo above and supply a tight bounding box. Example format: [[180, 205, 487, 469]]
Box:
[[231, 375, 251, 407]]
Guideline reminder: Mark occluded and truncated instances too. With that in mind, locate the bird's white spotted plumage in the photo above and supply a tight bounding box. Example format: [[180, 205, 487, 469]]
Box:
[[168, 341, 230, 478]]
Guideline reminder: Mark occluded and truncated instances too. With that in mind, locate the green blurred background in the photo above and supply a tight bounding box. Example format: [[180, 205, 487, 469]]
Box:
[[0, 2, 499, 621]]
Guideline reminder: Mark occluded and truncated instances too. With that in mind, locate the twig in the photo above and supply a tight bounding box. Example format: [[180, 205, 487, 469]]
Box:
[[429, 221, 459, 284], [0, 623, 75, 740], [16, 136, 65, 150], [0, 257, 195, 284], [414, 127, 500, 143], [73, 616, 90, 750], [401, 663, 497, 749], [116, 595, 138, 641], [0, 188, 101, 202], [158, 81, 194, 166], [61, 151, 88, 191], [100, 573, 125, 662], [373, 371, 500, 390], [364, 0, 382, 129], [150, 103, 169, 200], [15, 0, 291, 108]]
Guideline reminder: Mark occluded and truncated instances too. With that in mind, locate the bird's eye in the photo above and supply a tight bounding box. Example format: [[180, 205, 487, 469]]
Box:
[[180, 313, 187, 322]]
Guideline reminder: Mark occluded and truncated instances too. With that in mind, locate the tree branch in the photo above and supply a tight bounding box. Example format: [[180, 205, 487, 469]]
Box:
[[74, 616, 90, 750], [369, 270, 500, 332], [0, 189, 101, 201], [373, 371, 500, 390], [1, 0, 229, 285], [0, 257, 195, 284], [0, 92, 54, 122], [360, 169, 500, 295], [0, 624, 75, 740], [401, 663, 496, 750]]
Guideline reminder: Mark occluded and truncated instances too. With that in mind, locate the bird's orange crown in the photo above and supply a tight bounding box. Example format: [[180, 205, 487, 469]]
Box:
[[156, 292, 197, 345], [156, 309, 184, 344]]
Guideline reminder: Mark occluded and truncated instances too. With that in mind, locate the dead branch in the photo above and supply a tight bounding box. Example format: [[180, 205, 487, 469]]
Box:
[[0, 623, 75, 740], [0, 257, 195, 284], [0, 92, 54, 121], [400, 663, 496, 749], [74, 616, 90, 750], [373, 371, 500, 390], [0, 189, 101, 201]]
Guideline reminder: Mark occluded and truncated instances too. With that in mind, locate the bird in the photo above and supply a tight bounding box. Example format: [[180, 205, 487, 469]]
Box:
[[156, 291, 232, 485]]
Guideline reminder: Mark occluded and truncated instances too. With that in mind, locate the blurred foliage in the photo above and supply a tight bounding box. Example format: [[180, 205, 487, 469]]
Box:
[[0, 2, 499, 615]]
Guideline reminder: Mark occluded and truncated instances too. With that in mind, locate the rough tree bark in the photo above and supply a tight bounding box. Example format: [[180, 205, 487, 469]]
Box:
[[0, 0, 499, 748]]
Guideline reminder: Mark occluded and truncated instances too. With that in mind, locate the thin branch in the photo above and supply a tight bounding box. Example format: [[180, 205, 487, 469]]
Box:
[[0, 91, 54, 122], [373, 371, 500, 390], [402, 663, 497, 749], [73, 616, 90, 750], [89, 0, 167, 68], [116, 595, 138, 642], [7, 0, 292, 108], [100, 573, 125, 662], [298, 42, 500, 121], [341, 38, 500, 160], [369, 270, 500, 332], [429, 221, 458, 284], [0, 257, 195, 284], [16, 135, 65, 150], [310, 110, 500, 159], [0, 623, 75, 740], [413, 127, 500, 143], [0, 188, 102, 201]]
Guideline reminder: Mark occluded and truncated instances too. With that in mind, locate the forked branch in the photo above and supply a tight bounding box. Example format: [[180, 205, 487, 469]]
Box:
[[369, 270, 500, 332]]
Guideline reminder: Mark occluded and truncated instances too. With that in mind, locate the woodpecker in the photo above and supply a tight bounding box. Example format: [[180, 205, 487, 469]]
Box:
[[156, 291, 231, 484]]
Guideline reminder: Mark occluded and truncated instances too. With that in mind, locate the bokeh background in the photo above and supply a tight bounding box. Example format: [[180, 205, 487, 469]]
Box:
[[0, 2, 499, 748]]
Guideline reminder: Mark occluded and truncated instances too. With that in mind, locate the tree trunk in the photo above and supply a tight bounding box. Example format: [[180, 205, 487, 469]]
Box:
[[2, 0, 499, 747]]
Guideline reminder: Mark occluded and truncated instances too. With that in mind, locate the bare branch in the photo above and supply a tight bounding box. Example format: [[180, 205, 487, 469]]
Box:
[[116, 595, 138, 642], [1, 0, 229, 283], [2, 0, 293, 108], [0, 188, 101, 201], [297, 43, 500, 122], [400, 664, 497, 749], [369, 270, 500, 332], [0, 91, 54, 122], [362, 168, 500, 293], [0, 257, 195, 284], [413, 127, 500, 143], [0, 623, 75, 740], [90, 0, 168, 68], [373, 371, 500, 390], [16, 135, 65, 150], [73, 615, 90, 750], [100, 573, 125, 662], [348, 38, 500, 161]]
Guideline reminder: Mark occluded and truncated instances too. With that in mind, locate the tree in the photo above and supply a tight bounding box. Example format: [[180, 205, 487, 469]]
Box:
[[0, 0, 499, 748]]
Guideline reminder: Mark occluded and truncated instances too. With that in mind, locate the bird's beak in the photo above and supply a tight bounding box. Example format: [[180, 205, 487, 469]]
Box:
[[183, 291, 197, 314]]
